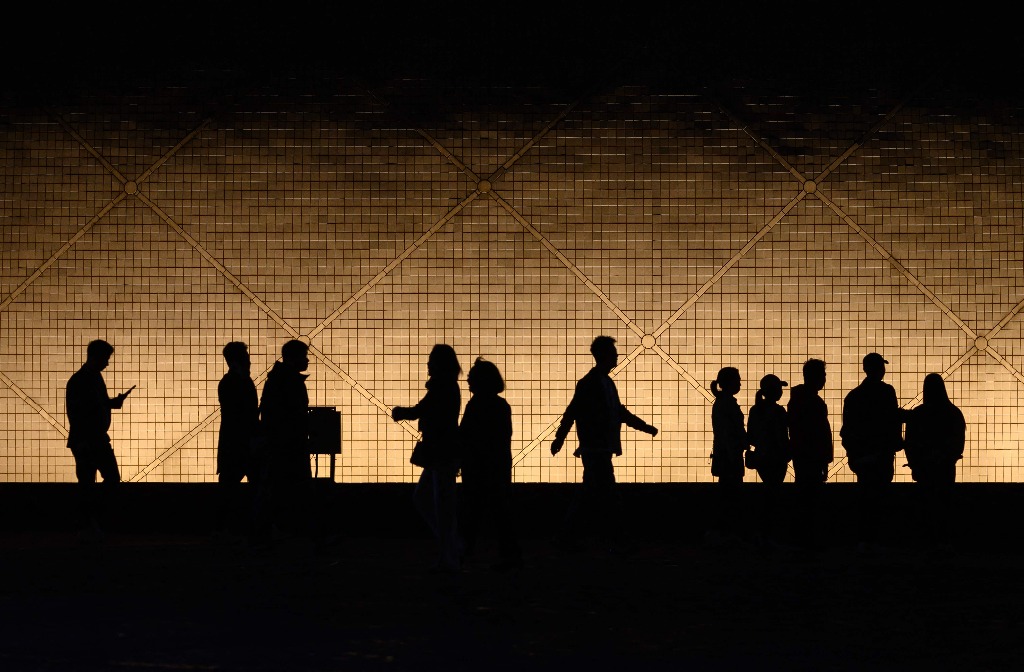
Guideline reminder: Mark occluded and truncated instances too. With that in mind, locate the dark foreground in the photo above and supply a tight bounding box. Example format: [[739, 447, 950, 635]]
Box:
[[1, 483, 1022, 671]]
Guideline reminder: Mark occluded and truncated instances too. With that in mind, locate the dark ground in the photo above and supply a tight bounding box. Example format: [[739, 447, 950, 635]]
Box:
[[1, 483, 1022, 671]]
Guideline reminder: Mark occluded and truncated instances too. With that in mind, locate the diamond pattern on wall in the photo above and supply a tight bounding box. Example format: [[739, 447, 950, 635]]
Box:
[[1, 73, 1022, 483]]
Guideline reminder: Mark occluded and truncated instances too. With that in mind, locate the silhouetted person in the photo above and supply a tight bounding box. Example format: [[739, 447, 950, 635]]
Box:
[[904, 373, 965, 550], [216, 341, 259, 535], [258, 339, 311, 540], [746, 374, 790, 543], [65, 339, 133, 539], [746, 374, 791, 485], [788, 359, 833, 484], [392, 344, 463, 573], [841, 352, 904, 549], [551, 336, 658, 549], [458, 357, 522, 571], [708, 366, 745, 541], [787, 358, 834, 547]]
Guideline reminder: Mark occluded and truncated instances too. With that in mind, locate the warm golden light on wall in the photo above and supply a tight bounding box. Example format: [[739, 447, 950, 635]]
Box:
[[1, 80, 1022, 484]]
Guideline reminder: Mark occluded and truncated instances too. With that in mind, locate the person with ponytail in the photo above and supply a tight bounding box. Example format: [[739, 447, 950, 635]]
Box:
[[708, 367, 746, 541], [746, 374, 791, 486], [710, 367, 746, 483]]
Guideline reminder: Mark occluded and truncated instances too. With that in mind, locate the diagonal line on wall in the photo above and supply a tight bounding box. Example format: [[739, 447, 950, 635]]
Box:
[[133, 119, 213, 185], [132, 193, 421, 477], [306, 192, 480, 340], [814, 98, 912, 185], [804, 85, 980, 341], [706, 94, 807, 183], [2, 115, 211, 316], [984, 295, 1024, 342], [0, 193, 126, 313], [814, 191, 978, 340], [653, 191, 808, 341], [413, 128, 481, 182], [982, 345, 1024, 386], [902, 346, 981, 409], [359, 88, 481, 183], [512, 343, 646, 467], [0, 370, 68, 438], [826, 345, 982, 479], [137, 193, 300, 338], [482, 98, 640, 337], [132, 411, 220, 482], [652, 345, 715, 403], [306, 343, 420, 439], [369, 93, 666, 470], [485, 101, 581, 184], [979, 298, 1024, 386], [49, 111, 129, 185], [490, 191, 645, 339], [308, 96, 583, 338], [130, 363, 276, 481]]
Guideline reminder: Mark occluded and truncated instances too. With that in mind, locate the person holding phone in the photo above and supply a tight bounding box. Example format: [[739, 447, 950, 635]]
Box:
[[65, 339, 134, 539]]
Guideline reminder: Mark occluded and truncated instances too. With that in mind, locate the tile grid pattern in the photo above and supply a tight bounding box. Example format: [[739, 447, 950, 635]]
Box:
[[1, 78, 1022, 482]]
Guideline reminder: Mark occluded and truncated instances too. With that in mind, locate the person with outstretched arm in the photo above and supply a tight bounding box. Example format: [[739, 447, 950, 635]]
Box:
[[550, 336, 658, 549]]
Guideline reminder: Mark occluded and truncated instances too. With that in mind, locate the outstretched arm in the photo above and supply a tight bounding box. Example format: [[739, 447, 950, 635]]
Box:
[[621, 406, 658, 437], [391, 405, 418, 421]]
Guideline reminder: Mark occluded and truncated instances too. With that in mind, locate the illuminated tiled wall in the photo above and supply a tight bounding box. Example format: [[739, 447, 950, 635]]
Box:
[[2, 76, 1022, 483]]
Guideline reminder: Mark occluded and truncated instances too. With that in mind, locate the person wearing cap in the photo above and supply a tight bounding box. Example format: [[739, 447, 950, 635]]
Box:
[[746, 374, 791, 486], [840, 352, 905, 547], [746, 374, 791, 544]]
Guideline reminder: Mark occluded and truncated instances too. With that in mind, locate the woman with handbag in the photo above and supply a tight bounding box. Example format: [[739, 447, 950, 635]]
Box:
[[391, 344, 463, 573]]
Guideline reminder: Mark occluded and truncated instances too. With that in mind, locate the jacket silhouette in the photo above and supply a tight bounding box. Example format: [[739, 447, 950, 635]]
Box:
[[260, 360, 310, 482]]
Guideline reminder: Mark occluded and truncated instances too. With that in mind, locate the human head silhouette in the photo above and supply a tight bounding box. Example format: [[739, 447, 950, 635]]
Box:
[[281, 339, 309, 372], [863, 352, 887, 380], [802, 358, 826, 393], [711, 366, 741, 398], [427, 344, 461, 380], [86, 339, 114, 371], [222, 341, 250, 375], [467, 357, 504, 395], [757, 373, 788, 404], [922, 372, 951, 405], [590, 335, 618, 373]]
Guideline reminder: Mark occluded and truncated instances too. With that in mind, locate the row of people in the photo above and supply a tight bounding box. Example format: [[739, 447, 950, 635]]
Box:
[[709, 353, 966, 546], [710, 353, 966, 488], [65, 337, 965, 555]]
